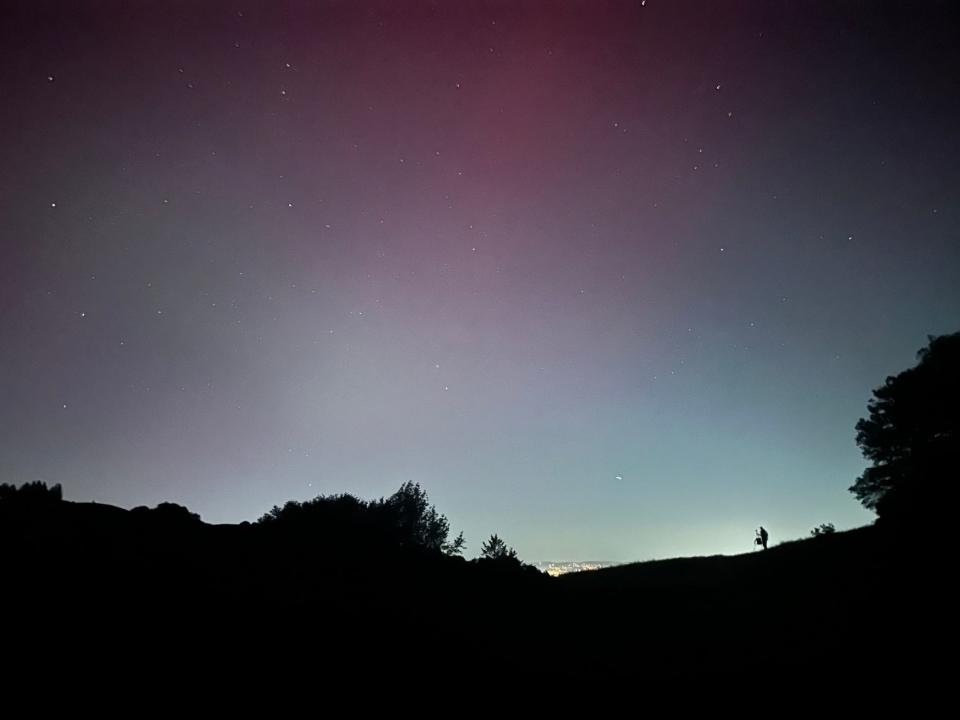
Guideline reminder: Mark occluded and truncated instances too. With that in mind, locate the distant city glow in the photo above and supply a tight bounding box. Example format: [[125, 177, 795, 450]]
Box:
[[536, 561, 617, 577]]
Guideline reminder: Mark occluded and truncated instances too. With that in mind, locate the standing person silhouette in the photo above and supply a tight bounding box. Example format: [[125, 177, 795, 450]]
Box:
[[758, 526, 769, 550]]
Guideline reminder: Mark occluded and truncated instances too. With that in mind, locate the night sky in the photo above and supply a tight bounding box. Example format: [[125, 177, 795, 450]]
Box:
[[2, 1, 958, 561]]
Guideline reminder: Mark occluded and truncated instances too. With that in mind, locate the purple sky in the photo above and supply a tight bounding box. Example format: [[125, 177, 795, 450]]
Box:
[[2, 1, 958, 560]]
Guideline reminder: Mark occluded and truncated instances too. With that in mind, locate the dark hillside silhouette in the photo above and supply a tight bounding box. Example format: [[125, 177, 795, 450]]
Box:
[[0, 480, 949, 691]]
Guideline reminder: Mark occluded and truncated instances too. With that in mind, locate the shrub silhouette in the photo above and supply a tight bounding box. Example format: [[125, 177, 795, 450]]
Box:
[[810, 523, 836, 537], [131, 502, 202, 523]]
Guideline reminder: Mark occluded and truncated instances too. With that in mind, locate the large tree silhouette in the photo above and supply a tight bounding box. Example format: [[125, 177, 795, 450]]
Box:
[[850, 332, 959, 523]]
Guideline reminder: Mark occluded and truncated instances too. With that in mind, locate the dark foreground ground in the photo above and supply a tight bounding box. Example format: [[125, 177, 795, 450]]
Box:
[[1, 498, 950, 693]]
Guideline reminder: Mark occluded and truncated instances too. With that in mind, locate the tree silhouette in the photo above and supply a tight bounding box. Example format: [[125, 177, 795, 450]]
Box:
[[849, 332, 959, 524], [383, 481, 453, 552], [480, 533, 518, 561], [445, 530, 466, 556]]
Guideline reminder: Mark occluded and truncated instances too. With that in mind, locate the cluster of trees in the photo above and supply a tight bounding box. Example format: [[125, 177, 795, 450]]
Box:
[[258, 481, 537, 566], [0, 481, 62, 503], [258, 481, 469, 556], [259, 481, 531, 565]]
